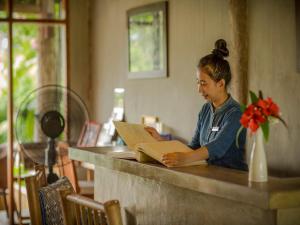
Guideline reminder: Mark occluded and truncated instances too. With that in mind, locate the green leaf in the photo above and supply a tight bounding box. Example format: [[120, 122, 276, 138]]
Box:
[[260, 121, 269, 142], [240, 104, 246, 113], [249, 91, 259, 104]]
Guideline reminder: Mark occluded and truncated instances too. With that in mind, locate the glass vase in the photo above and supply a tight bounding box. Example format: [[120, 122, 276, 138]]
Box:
[[248, 127, 268, 182]]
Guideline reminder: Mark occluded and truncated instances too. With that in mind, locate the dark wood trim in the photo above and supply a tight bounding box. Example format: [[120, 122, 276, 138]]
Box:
[[7, 0, 14, 223], [66, 0, 70, 94], [0, 18, 67, 24], [3, 0, 69, 224], [296, 0, 300, 72], [66, 0, 70, 140]]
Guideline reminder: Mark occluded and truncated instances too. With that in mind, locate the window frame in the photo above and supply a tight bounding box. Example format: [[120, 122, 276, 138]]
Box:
[[0, 0, 70, 223]]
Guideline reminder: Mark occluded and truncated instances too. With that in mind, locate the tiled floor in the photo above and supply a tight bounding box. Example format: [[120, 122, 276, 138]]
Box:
[[0, 210, 30, 225], [0, 210, 9, 225]]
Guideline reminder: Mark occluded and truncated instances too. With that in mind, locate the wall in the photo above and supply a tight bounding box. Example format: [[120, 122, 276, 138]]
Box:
[[89, 0, 230, 140], [89, 0, 300, 176], [248, 0, 300, 176]]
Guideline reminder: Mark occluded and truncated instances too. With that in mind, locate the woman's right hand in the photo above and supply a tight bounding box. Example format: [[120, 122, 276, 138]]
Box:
[[144, 126, 165, 141]]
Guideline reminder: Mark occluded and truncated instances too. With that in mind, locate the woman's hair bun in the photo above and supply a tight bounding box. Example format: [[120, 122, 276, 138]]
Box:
[[212, 39, 229, 58]]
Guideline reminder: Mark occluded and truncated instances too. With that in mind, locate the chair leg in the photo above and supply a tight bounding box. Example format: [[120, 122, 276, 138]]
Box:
[[1, 189, 8, 218], [4, 192, 8, 218]]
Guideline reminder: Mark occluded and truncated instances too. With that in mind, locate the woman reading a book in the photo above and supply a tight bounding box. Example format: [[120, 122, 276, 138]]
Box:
[[146, 39, 247, 171]]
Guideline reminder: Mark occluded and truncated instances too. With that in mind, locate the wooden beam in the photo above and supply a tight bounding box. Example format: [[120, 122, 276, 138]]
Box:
[[3, 1, 69, 224], [229, 0, 249, 104], [0, 18, 66, 24], [7, 0, 14, 223], [296, 0, 300, 72], [66, 0, 70, 141]]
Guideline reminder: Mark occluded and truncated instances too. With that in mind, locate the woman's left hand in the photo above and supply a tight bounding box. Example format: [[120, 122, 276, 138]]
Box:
[[162, 152, 189, 167]]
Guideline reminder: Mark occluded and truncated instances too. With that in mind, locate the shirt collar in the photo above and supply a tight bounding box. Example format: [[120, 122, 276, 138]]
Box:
[[209, 95, 234, 114]]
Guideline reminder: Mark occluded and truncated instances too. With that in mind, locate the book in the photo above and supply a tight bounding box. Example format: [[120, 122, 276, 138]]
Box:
[[113, 121, 206, 167], [106, 150, 137, 159]]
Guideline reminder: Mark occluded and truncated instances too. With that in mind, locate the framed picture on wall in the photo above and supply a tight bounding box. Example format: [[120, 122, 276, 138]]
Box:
[[77, 121, 101, 147], [127, 1, 168, 79]]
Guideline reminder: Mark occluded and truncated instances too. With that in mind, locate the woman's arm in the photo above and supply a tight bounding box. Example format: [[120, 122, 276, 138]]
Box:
[[162, 147, 209, 167], [162, 110, 243, 167]]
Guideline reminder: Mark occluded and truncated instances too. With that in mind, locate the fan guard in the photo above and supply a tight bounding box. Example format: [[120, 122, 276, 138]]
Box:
[[15, 84, 89, 183]]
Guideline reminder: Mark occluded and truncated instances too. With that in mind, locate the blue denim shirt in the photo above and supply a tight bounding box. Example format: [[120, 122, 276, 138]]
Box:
[[188, 96, 248, 171]]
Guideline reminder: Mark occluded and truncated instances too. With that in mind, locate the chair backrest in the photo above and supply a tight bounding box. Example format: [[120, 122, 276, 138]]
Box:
[[57, 147, 80, 193], [24, 164, 47, 225], [57, 121, 100, 194], [0, 155, 7, 189], [59, 188, 123, 225], [39, 176, 75, 225]]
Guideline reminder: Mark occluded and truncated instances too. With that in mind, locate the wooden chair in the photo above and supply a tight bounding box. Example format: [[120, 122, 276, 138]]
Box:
[[57, 147, 94, 198], [57, 121, 100, 198], [59, 188, 123, 225], [0, 147, 8, 218], [24, 165, 47, 225]]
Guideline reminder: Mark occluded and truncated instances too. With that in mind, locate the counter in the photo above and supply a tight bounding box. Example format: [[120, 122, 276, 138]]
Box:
[[69, 146, 300, 225]]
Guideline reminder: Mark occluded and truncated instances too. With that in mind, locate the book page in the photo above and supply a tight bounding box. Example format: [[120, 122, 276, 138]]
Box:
[[135, 140, 207, 167], [106, 150, 137, 159], [113, 121, 158, 150]]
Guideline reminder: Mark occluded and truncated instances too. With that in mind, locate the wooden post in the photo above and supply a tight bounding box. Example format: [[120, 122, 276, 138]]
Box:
[[7, 0, 14, 223], [1, 0, 69, 223], [296, 0, 300, 72], [229, 0, 249, 104], [104, 200, 123, 225]]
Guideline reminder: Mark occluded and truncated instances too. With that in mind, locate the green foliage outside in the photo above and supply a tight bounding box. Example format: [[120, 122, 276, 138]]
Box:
[[0, 24, 37, 144]]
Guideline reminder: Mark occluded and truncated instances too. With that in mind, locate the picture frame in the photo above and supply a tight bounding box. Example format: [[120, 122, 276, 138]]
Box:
[[127, 1, 168, 79], [77, 121, 101, 147]]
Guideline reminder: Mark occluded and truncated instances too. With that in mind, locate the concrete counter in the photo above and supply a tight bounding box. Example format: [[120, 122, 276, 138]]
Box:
[[69, 146, 300, 225]]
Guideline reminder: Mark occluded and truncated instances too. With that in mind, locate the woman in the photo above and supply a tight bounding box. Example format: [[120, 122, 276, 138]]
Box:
[[146, 39, 247, 171]]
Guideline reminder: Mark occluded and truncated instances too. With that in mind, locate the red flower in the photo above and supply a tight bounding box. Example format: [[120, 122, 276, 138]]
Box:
[[240, 103, 267, 132], [238, 91, 286, 141], [257, 97, 279, 117], [249, 119, 259, 132]]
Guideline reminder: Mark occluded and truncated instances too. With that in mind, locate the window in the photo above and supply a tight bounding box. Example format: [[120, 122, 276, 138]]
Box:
[[0, 1, 69, 223], [0, 0, 68, 144]]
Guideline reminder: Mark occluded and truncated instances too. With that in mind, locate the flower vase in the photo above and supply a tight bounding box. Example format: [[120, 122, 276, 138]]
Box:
[[248, 127, 268, 182]]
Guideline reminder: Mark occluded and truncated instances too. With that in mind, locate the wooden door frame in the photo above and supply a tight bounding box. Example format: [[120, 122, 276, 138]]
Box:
[[0, 1, 70, 224]]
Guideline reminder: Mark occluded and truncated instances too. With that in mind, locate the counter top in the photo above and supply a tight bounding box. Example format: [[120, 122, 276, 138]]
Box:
[[69, 146, 300, 210]]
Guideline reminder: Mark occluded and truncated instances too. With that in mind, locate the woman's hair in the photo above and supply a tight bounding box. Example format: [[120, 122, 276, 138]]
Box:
[[198, 39, 231, 87]]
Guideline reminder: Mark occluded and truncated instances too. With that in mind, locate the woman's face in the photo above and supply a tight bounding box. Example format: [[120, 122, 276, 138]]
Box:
[[196, 68, 224, 102]]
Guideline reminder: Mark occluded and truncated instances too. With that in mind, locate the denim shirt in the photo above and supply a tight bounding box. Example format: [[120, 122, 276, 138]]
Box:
[[188, 96, 248, 171]]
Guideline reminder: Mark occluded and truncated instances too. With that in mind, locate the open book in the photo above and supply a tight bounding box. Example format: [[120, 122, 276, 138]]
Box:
[[113, 121, 206, 167]]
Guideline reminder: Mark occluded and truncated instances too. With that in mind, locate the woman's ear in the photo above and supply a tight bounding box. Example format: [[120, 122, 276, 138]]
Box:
[[217, 79, 226, 88]]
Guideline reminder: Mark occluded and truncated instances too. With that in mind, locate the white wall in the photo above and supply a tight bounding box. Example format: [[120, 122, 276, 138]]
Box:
[[248, 0, 300, 176], [89, 0, 230, 142]]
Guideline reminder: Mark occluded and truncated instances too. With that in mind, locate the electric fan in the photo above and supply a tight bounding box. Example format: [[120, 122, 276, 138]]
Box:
[[15, 85, 89, 184]]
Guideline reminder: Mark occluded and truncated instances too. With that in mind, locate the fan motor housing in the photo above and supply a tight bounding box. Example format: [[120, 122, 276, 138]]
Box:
[[41, 110, 65, 139]]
